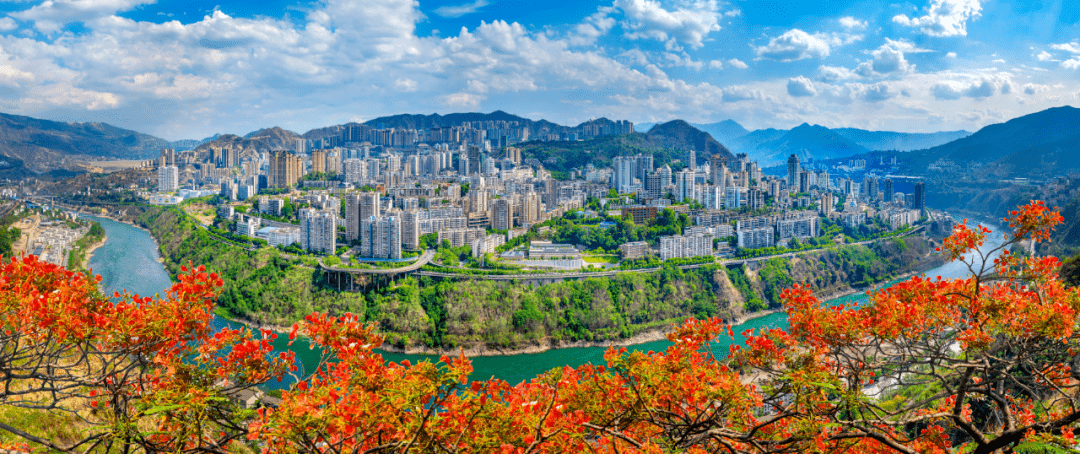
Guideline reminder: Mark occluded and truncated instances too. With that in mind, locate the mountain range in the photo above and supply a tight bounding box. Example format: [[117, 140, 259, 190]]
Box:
[[3, 107, 1080, 180]]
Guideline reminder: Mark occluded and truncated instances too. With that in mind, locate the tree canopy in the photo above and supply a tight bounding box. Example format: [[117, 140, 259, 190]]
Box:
[[2, 201, 1079, 454]]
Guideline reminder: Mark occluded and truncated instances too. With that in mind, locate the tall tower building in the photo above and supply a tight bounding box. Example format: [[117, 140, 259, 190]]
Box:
[[710, 154, 726, 184], [913, 182, 926, 211], [883, 178, 894, 203], [311, 150, 327, 175], [268, 151, 302, 188], [360, 215, 402, 259], [787, 154, 800, 187], [158, 165, 179, 192], [299, 208, 337, 254], [491, 198, 513, 231], [675, 168, 694, 203], [684, 149, 696, 169], [634, 154, 654, 182], [401, 210, 420, 250], [613, 156, 635, 193], [345, 192, 381, 243]]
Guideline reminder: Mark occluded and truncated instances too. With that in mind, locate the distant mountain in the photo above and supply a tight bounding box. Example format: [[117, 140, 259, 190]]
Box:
[[646, 120, 733, 162], [361, 110, 565, 134], [831, 129, 970, 152], [0, 112, 173, 172], [919, 106, 1080, 164], [691, 120, 750, 146], [196, 127, 301, 159]]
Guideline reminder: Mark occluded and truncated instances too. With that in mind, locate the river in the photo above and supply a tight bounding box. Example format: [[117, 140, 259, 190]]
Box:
[[85, 215, 1005, 388]]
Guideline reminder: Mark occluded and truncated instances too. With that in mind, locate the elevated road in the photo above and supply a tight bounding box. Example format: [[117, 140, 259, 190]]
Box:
[[319, 249, 435, 275]]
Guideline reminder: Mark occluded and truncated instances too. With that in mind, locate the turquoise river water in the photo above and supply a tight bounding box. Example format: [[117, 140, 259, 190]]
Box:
[[84, 215, 1003, 388]]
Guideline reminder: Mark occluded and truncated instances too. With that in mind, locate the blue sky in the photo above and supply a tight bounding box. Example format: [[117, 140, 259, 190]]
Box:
[[0, 0, 1077, 140]]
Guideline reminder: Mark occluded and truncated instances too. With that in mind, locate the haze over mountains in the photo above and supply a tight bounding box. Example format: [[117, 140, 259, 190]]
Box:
[[4, 107, 1080, 181]]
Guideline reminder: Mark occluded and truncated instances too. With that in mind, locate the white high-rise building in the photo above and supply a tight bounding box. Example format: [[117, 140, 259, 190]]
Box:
[[343, 159, 366, 184], [675, 169, 694, 203], [360, 215, 402, 259], [299, 208, 337, 254], [158, 165, 179, 192], [346, 192, 381, 243], [613, 156, 635, 193]]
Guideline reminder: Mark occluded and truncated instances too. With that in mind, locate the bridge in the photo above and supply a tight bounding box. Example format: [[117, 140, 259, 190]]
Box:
[[320, 249, 436, 291]]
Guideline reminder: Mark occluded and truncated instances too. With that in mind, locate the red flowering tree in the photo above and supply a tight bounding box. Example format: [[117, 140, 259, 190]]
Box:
[[0, 258, 294, 453], [3, 200, 1079, 454]]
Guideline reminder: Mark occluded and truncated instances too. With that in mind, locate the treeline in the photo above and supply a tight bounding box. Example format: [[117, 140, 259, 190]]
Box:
[[132, 205, 940, 351]]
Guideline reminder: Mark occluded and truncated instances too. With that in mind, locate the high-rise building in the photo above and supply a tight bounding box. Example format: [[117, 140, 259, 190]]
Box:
[[659, 165, 672, 189], [159, 148, 176, 167], [544, 178, 558, 208], [799, 170, 810, 193], [613, 156, 635, 193], [675, 169, 695, 203], [710, 155, 726, 184], [883, 178, 894, 203], [360, 215, 402, 259], [913, 182, 926, 211], [268, 151, 302, 188], [345, 192, 381, 243], [645, 172, 663, 200], [299, 208, 337, 254], [491, 198, 513, 231], [684, 149, 696, 169], [311, 150, 327, 175], [634, 154, 654, 182], [343, 159, 365, 184], [158, 165, 179, 192], [787, 154, 800, 187], [401, 210, 420, 250], [863, 177, 879, 202]]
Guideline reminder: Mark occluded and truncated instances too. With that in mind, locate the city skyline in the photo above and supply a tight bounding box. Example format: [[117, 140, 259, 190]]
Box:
[[0, 0, 1077, 139]]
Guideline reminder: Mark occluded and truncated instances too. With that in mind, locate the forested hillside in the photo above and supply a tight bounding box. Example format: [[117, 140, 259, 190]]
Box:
[[131, 206, 942, 353]]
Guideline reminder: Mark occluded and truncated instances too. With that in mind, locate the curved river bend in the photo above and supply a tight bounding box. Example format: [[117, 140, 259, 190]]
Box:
[[86, 215, 1003, 388]]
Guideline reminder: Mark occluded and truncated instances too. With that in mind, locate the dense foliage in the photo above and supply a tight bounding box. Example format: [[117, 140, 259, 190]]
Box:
[[131, 206, 934, 352], [4, 201, 1079, 454]]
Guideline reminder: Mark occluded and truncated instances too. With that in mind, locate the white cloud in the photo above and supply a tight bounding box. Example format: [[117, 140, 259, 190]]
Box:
[[946, 52, 957, 58], [1036, 51, 1057, 62], [443, 92, 485, 108], [1023, 83, 1049, 95], [726, 58, 747, 69], [11, 0, 155, 33], [433, 0, 488, 18], [569, 8, 616, 46], [395, 78, 418, 92], [663, 52, 703, 70], [787, 76, 816, 97], [708, 59, 723, 69], [930, 75, 1011, 100], [818, 65, 858, 83], [1064, 58, 1080, 70], [839, 16, 867, 30], [893, 0, 981, 37], [614, 0, 723, 49], [755, 29, 861, 62], [0, 17, 17, 32], [721, 85, 760, 102], [1051, 42, 1080, 54]]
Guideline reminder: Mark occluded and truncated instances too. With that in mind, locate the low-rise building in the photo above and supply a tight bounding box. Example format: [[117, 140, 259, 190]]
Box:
[[660, 234, 713, 260], [619, 241, 651, 259], [256, 226, 301, 247], [528, 241, 579, 259]]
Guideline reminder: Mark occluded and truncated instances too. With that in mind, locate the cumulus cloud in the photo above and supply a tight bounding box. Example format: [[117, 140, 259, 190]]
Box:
[[433, 0, 488, 18], [1036, 51, 1057, 62], [787, 76, 816, 97], [614, 0, 724, 49], [946, 52, 957, 58], [726, 58, 747, 69], [1051, 42, 1080, 54], [839, 17, 867, 30], [0, 17, 17, 32], [892, 0, 982, 37], [11, 0, 155, 33], [1023, 83, 1049, 95], [930, 75, 1012, 100], [818, 65, 858, 83], [755, 29, 860, 62], [569, 8, 617, 46], [708, 60, 723, 69], [721, 85, 759, 102]]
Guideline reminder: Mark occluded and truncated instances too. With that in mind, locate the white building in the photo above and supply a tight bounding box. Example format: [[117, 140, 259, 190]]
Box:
[[256, 227, 301, 247], [660, 234, 713, 260], [158, 165, 179, 192], [299, 208, 337, 254], [360, 215, 402, 259]]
